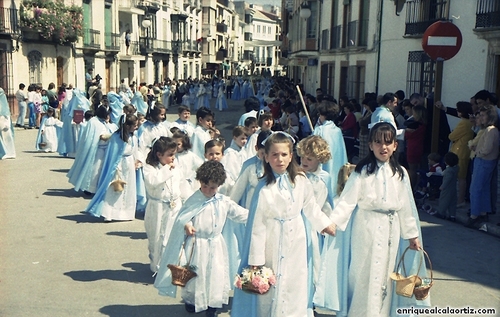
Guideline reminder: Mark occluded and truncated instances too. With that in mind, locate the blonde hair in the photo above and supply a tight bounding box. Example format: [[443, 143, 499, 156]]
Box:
[[296, 135, 332, 164], [337, 163, 356, 195]]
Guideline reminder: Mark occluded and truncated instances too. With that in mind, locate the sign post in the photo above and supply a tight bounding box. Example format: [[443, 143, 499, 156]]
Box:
[[422, 21, 462, 153]]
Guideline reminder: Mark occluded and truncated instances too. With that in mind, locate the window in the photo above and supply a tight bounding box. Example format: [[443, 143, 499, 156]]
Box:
[[476, 0, 500, 28], [405, 0, 449, 36], [407, 51, 435, 97], [268, 26, 271, 34], [257, 25, 261, 33], [28, 50, 42, 85], [307, 1, 317, 38], [347, 64, 365, 101]]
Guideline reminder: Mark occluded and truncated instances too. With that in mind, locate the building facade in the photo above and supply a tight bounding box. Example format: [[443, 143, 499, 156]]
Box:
[[282, 0, 500, 109]]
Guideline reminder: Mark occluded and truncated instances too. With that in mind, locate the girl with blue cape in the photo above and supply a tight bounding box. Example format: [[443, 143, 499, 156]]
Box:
[[107, 92, 125, 125], [317, 122, 430, 317], [231, 78, 240, 100], [58, 88, 90, 157], [85, 114, 141, 221], [231, 132, 336, 317], [215, 80, 228, 111], [0, 88, 15, 159], [67, 106, 117, 193], [154, 161, 248, 316], [131, 91, 148, 116]]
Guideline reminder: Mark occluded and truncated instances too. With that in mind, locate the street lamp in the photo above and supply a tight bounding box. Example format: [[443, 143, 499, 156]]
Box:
[[299, 3, 311, 19], [142, 15, 152, 28]]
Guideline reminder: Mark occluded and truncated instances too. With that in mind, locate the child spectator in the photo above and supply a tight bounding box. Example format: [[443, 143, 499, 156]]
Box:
[[436, 152, 459, 221], [154, 161, 248, 317], [415, 152, 443, 199]]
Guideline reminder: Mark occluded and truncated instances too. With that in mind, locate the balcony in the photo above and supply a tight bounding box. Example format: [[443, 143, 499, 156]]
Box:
[[155, 39, 171, 53], [139, 36, 154, 54], [475, 0, 500, 29], [217, 0, 229, 7], [136, 0, 161, 13], [404, 0, 449, 36], [104, 32, 120, 52], [216, 23, 228, 33], [0, 7, 20, 35], [347, 20, 368, 47], [83, 28, 101, 50]]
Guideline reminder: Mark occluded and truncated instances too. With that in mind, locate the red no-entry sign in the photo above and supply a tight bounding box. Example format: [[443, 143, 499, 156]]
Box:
[[422, 21, 462, 61]]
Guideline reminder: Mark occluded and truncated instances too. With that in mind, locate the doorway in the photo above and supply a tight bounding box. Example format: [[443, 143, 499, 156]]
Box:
[[57, 57, 64, 87]]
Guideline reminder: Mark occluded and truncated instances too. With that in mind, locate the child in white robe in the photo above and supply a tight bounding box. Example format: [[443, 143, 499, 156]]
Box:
[[222, 126, 247, 182], [138, 103, 171, 159], [154, 161, 248, 317], [204, 139, 234, 195], [143, 137, 190, 273], [170, 105, 195, 138], [191, 107, 215, 160], [240, 111, 274, 162], [296, 135, 333, 288], [172, 129, 204, 196], [85, 114, 141, 221], [232, 132, 336, 317], [329, 122, 423, 316], [36, 108, 63, 152]]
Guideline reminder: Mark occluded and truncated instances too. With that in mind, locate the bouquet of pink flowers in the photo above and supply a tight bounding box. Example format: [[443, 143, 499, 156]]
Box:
[[234, 266, 276, 294]]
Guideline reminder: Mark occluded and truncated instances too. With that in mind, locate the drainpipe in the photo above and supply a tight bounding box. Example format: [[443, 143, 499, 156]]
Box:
[[375, 0, 383, 95]]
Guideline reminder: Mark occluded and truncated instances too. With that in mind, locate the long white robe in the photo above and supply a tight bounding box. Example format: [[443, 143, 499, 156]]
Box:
[[222, 141, 244, 182], [100, 136, 139, 221], [191, 125, 211, 160], [138, 121, 172, 159], [143, 163, 190, 272], [248, 174, 332, 317], [0, 116, 15, 159], [175, 150, 204, 195], [181, 193, 248, 312], [329, 163, 419, 317], [38, 117, 63, 152], [88, 122, 118, 193]]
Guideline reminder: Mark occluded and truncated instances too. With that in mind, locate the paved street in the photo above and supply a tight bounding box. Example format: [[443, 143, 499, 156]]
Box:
[[0, 99, 499, 317]]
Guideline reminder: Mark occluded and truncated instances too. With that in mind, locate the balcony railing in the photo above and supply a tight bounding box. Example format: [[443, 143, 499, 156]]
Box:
[[347, 20, 368, 47], [104, 32, 120, 51], [0, 7, 19, 35], [330, 25, 341, 49], [216, 23, 228, 33], [83, 28, 101, 49], [476, 0, 500, 29], [405, 0, 449, 36], [139, 36, 154, 54], [155, 39, 171, 53]]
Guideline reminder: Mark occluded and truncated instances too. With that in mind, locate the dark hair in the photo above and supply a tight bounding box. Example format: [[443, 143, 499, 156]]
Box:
[[196, 160, 226, 185], [395, 90, 405, 101], [146, 103, 166, 123], [244, 116, 257, 127], [196, 107, 214, 122], [256, 130, 273, 150], [232, 126, 246, 138], [171, 129, 191, 151], [257, 111, 273, 127], [146, 136, 177, 165], [366, 100, 378, 112], [382, 92, 397, 105], [474, 89, 492, 102], [204, 139, 225, 154], [444, 152, 459, 167], [317, 101, 338, 121], [262, 132, 301, 185], [46, 107, 56, 117], [95, 105, 110, 120], [19, 83, 25, 89], [123, 104, 136, 115], [355, 122, 404, 180], [118, 114, 138, 142], [178, 105, 190, 114], [48, 83, 55, 90], [306, 94, 317, 103], [84, 110, 94, 121], [244, 97, 260, 112], [456, 101, 473, 119], [427, 152, 441, 163]]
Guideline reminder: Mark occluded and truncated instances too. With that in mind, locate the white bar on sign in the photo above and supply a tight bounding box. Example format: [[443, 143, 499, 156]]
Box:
[[427, 36, 457, 46]]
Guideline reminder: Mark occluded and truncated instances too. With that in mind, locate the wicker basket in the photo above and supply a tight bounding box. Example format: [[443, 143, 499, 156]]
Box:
[[167, 264, 197, 287], [39, 142, 47, 149], [168, 236, 197, 287], [391, 247, 424, 298], [242, 282, 265, 294], [413, 249, 433, 300]]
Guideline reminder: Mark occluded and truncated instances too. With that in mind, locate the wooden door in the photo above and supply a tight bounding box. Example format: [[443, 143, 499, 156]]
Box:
[[105, 61, 111, 93], [57, 57, 64, 87]]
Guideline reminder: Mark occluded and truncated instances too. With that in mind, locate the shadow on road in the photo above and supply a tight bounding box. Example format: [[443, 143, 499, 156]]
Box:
[[107, 231, 147, 240], [64, 262, 153, 285], [50, 168, 70, 173], [57, 212, 104, 223], [43, 188, 85, 198]]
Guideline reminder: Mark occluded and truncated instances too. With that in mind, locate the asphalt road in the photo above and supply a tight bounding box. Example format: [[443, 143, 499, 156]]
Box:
[[0, 98, 499, 317]]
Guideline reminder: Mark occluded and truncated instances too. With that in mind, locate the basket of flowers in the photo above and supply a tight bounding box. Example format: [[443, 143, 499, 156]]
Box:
[[168, 236, 197, 287], [234, 266, 276, 294]]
